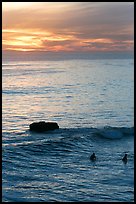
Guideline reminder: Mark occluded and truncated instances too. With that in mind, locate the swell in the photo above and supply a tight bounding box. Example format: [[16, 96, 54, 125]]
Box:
[[3, 125, 134, 203], [3, 126, 134, 155]]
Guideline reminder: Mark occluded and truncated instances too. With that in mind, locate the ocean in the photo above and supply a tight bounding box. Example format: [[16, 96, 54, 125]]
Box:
[[2, 58, 134, 202]]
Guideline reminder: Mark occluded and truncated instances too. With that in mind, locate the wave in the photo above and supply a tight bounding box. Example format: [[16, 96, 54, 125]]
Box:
[[61, 126, 134, 140], [3, 126, 133, 149], [2, 63, 32, 67], [2, 86, 60, 95], [93, 126, 134, 139], [3, 126, 134, 169]]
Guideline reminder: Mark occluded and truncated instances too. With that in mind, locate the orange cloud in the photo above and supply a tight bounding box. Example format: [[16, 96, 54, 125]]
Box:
[[2, 2, 134, 53]]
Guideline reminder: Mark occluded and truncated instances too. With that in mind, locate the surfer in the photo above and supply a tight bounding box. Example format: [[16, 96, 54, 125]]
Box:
[[90, 153, 96, 161], [122, 153, 127, 163]]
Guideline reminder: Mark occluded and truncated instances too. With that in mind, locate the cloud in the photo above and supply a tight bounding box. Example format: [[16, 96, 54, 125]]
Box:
[[2, 2, 134, 52], [3, 3, 133, 31]]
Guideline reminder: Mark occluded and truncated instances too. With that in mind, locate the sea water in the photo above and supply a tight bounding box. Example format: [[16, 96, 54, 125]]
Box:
[[2, 59, 134, 202]]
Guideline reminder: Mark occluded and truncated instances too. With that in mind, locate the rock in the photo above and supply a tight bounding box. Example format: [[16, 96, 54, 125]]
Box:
[[29, 121, 59, 132]]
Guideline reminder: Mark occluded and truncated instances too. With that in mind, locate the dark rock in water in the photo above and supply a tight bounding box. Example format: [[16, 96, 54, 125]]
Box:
[[29, 121, 59, 132]]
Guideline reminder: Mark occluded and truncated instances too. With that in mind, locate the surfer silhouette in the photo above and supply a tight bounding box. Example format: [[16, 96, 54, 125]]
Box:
[[90, 153, 96, 161], [122, 153, 127, 163]]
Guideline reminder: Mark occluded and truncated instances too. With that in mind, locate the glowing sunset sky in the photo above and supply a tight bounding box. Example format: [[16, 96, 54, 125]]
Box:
[[2, 2, 134, 58]]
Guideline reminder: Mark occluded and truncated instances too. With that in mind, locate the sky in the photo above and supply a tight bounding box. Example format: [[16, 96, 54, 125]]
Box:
[[2, 2, 134, 60]]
